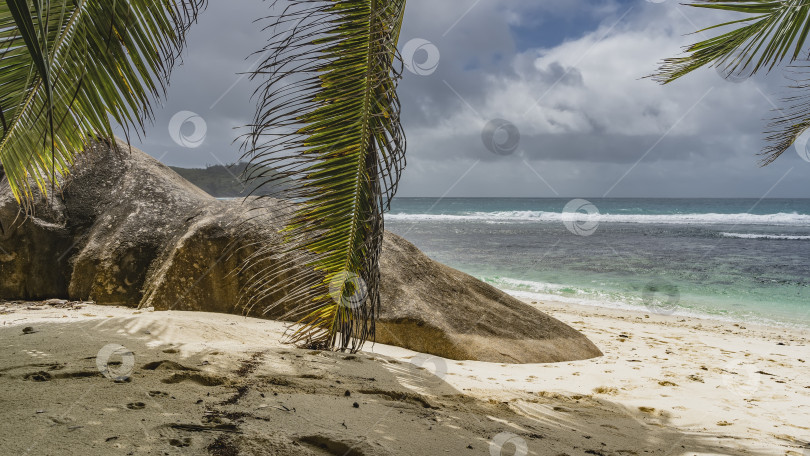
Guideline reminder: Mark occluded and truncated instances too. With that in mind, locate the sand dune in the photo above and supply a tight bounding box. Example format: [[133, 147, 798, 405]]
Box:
[[1, 299, 807, 455]]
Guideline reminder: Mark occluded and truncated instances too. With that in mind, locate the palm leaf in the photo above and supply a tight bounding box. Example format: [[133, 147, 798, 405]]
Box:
[[240, 0, 407, 351], [762, 63, 810, 164], [652, 0, 810, 163], [0, 0, 205, 204], [652, 0, 810, 84]]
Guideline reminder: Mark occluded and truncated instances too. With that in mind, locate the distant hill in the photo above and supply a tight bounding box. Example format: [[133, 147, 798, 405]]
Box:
[[170, 162, 290, 198]]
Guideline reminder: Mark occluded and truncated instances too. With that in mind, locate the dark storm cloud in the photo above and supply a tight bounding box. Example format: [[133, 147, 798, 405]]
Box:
[[126, 0, 809, 198], [123, 0, 273, 167]]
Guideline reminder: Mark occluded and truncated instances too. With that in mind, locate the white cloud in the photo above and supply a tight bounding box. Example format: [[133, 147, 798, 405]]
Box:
[[396, 2, 807, 197], [127, 0, 807, 197]]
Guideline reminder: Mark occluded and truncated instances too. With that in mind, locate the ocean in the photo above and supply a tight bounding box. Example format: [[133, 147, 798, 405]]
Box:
[[386, 198, 810, 329]]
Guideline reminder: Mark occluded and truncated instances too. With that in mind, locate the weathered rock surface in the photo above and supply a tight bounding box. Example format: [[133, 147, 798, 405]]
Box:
[[0, 140, 601, 363]]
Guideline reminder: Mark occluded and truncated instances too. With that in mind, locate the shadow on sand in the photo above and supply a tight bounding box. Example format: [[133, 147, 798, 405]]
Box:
[[0, 314, 790, 456]]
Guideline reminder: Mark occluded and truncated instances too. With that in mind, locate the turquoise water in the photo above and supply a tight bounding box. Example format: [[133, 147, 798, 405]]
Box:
[[386, 198, 810, 328]]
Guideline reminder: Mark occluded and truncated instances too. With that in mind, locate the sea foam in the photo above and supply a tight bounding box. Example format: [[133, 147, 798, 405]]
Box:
[[719, 232, 810, 240], [388, 211, 810, 226]]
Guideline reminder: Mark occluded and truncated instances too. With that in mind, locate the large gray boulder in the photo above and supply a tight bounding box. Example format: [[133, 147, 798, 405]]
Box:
[[0, 140, 601, 363]]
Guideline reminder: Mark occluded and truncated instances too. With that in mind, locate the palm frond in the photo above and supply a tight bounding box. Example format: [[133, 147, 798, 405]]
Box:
[[652, 0, 810, 84], [652, 0, 810, 164], [762, 63, 810, 163], [0, 0, 205, 204], [241, 0, 407, 351]]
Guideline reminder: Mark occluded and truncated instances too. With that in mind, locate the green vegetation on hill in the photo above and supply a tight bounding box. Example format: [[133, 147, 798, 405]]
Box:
[[170, 162, 288, 198]]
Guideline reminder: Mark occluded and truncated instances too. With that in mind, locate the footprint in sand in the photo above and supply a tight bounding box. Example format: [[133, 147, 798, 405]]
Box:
[[298, 434, 378, 456], [161, 372, 228, 386], [23, 369, 100, 381], [142, 360, 198, 371], [23, 371, 52, 382], [168, 437, 191, 447], [142, 360, 226, 385], [126, 402, 146, 410]]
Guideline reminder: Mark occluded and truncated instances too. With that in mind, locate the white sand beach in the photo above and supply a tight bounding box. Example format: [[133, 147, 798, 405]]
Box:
[[1, 299, 807, 455]]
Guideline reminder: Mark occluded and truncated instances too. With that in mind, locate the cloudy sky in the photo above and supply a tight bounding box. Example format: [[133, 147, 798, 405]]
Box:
[[129, 0, 810, 198]]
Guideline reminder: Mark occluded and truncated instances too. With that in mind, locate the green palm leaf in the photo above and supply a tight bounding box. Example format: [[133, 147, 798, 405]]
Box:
[[653, 0, 810, 84], [241, 0, 407, 351], [652, 0, 810, 163], [763, 64, 810, 164], [0, 0, 205, 203]]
